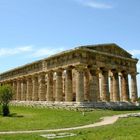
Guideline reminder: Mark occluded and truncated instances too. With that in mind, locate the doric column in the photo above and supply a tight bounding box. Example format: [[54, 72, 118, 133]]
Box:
[[12, 81, 17, 100], [65, 68, 73, 102], [32, 75, 39, 101], [131, 73, 138, 102], [101, 68, 109, 101], [38, 73, 46, 101], [112, 70, 120, 102], [26, 77, 33, 101], [47, 71, 54, 101], [110, 76, 113, 101], [72, 70, 76, 101], [121, 71, 129, 102], [89, 68, 99, 102], [55, 69, 63, 101], [21, 79, 26, 101], [16, 79, 21, 100], [84, 70, 90, 101], [75, 66, 85, 102]]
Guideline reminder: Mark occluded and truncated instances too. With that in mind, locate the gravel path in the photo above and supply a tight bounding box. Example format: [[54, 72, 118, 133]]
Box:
[[0, 112, 140, 135]]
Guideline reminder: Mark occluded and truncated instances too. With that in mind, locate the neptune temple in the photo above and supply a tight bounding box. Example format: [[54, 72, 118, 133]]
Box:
[[0, 44, 139, 108]]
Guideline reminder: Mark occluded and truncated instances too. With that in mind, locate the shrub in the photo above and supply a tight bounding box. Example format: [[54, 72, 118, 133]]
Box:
[[0, 85, 13, 116]]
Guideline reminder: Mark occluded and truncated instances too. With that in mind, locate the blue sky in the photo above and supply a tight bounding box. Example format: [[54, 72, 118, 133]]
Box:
[[0, 0, 140, 95]]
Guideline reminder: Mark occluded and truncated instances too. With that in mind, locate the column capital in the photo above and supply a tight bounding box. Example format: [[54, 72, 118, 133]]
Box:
[[130, 72, 139, 76], [55, 68, 63, 72], [121, 70, 128, 75], [65, 66, 74, 70], [100, 67, 109, 72], [75, 64, 87, 72]]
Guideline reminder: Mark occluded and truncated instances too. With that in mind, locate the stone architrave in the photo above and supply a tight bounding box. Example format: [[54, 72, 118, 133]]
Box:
[[121, 71, 129, 102], [38, 73, 46, 101], [65, 68, 73, 102], [75, 65, 85, 102], [131, 73, 138, 102], [112, 70, 120, 102], [55, 69, 63, 102], [26, 77, 33, 101], [101, 68, 110, 101], [47, 71, 53, 101], [32, 75, 39, 101]]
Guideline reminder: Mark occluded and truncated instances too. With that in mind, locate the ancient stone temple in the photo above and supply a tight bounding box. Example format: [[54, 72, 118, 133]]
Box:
[[0, 43, 139, 108]]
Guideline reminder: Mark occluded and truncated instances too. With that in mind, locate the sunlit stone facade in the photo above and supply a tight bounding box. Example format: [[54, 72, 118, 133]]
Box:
[[0, 44, 139, 108]]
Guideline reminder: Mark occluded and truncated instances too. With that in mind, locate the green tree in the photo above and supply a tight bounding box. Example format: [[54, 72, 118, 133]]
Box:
[[0, 85, 13, 116]]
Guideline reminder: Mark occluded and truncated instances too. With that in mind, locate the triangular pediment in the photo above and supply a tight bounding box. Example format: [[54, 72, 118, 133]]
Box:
[[80, 43, 132, 58]]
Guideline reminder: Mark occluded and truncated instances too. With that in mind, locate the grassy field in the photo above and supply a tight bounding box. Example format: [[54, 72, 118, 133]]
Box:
[[0, 105, 140, 140], [0, 117, 140, 140]]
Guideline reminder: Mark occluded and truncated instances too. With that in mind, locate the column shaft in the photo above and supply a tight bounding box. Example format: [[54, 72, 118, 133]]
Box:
[[89, 69, 99, 102], [121, 72, 129, 101], [131, 73, 138, 102], [84, 71, 90, 101], [26, 78, 33, 101], [21, 80, 26, 101], [47, 72, 53, 101], [110, 76, 113, 101], [32, 76, 39, 101], [16, 80, 21, 100], [65, 69, 73, 102], [55, 70, 63, 101], [101, 69, 109, 101], [112, 71, 120, 102], [38, 74, 46, 101], [76, 68, 84, 102], [12, 81, 17, 100]]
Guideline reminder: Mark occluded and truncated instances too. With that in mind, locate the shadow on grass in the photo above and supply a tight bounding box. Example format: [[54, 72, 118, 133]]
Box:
[[8, 113, 24, 118], [0, 113, 24, 118]]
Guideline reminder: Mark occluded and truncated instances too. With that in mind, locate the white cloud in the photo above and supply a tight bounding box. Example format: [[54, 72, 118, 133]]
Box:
[[0, 45, 64, 59], [31, 48, 64, 58], [0, 45, 33, 57], [128, 50, 140, 56], [76, 0, 113, 9]]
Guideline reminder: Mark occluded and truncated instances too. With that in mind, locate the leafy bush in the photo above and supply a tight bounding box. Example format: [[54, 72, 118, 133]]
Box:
[[0, 85, 13, 116]]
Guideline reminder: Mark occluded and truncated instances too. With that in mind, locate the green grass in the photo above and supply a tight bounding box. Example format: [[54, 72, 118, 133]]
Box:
[[0, 105, 135, 131], [0, 117, 140, 140], [63, 117, 140, 140], [0, 105, 140, 139]]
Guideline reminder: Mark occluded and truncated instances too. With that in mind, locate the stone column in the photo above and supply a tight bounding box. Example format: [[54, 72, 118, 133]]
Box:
[[47, 71, 53, 101], [72, 70, 76, 101], [21, 79, 26, 101], [65, 68, 73, 102], [84, 70, 90, 101], [38, 73, 46, 101], [101, 68, 109, 101], [131, 73, 138, 102], [121, 71, 129, 102], [16, 79, 21, 100], [32, 75, 39, 101], [55, 69, 63, 101], [110, 76, 113, 101], [75, 66, 84, 102], [26, 77, 33, 101], [12, 81, 17, 100], [112, 70, 120, 102], [89, 68, 99, 102]]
